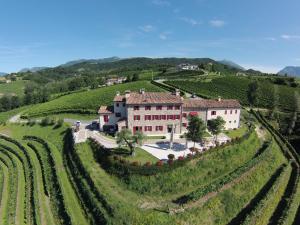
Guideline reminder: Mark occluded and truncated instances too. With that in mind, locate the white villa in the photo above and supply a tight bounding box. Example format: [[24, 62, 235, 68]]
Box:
[[98, 89, 241, 135]]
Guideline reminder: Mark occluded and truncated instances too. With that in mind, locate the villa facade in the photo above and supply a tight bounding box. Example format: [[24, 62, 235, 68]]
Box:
[[98, 89, 241, 135]]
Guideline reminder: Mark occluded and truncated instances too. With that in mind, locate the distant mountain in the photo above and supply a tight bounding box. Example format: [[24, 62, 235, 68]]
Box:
[[278, 66, 300, 77], [19, 67, 49, 73], [0, 72, 7, 76], [60, 56, 121, 67], [218, 60, 245, 71]]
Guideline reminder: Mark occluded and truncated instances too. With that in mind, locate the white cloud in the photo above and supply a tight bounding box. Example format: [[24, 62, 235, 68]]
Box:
[[159, 32, 171, 40], [152, 0, 170, 6], [210, 20, 226, 27], [139, 25, 155, 33], [180, 17, 202, 26], [265, 37, 276, 41], [281, 34, 300, 40]]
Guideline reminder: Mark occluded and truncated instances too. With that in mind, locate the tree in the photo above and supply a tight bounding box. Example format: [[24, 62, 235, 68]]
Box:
[[186, 116, 206, 148], [247, 81, 259, 107], [126, 74, 132, 82], [116, 129, 145, 156], [207, 116, 226, 144], [132, 73, 140, 81]]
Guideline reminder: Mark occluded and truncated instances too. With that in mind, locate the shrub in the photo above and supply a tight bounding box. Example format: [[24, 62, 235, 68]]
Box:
[[144, 162, 152, 167], [131, 161, 139, 166], [156, 161, 164, 167], [168, 154, 175, 160], [178, 156, 184, 161]]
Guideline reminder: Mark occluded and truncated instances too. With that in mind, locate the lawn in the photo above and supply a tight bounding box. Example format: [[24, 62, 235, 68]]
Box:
[[224, 124, 248, 138], [0, 105, 32, 124], [117, 147, 158, 164], [0, 80, 28, 97], [23, 80, 163, 118]]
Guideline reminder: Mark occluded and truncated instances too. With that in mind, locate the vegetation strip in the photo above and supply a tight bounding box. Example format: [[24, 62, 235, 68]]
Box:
[[174, 141, 272, 205], [63, 129, 110, 224], [251, 110, 300, 225]]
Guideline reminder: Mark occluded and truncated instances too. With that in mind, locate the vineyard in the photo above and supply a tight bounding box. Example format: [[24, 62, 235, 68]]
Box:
[[0, 108, 299, 224], [165, 77, 300, 112], [22, 81, 163, 118]]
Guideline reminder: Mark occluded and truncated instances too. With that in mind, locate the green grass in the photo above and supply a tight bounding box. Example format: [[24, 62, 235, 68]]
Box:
[[119, 147, 158, 164], [0, 124, 89, 225], [0, 80, 28, 97], [0, 158, 10, 225], [173, 140, 287, 225], [224, 124, 248, 138], [23, 81, 163, 118], [0, 105, 32, 124]]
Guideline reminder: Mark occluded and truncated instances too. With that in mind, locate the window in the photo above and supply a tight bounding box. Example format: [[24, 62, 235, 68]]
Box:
[[123, 103, 126, 107], [145, 106, 151, 110], [183, 113, 187, 118], [167, 105, 173, 110], [230, 110, 233, 114], [182, 123, 187, 127], [155, 126, 163, 131], [144, 126, 152, 131], [156, 105, 162, 110], [134, 106, 139, 111], [161, 115, 166, 120], [133, 115, 140, 120], [167, 115, 173, 120], [211, 111, 216, 116], [144, 115, 151, 120], [235, 109, 238, 114], [152, 115, 161, 120], [133, 126, 142, 133], [225, 110, 227, 115], [229, 121, 232, 123], [115, 113, 121, 117], [175, 105, 180, 110], [175, 115, 180, 120], [234, 120, 236, 123], [116, 103, 119, 107], [103, 115, 109, 122]]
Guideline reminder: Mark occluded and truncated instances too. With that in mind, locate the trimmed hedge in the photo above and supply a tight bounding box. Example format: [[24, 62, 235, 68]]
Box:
[[62, 129, 110, 225], [0, 135, 37, 225], [23, 135, 72, 225], [90, 126, 255, 177]]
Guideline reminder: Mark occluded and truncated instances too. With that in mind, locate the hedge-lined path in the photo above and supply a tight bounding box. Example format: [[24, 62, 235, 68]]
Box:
[[0, 160, 9, 225], [26, 143, 56, 225]]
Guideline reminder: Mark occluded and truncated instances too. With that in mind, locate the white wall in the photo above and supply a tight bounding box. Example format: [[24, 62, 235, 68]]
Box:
[[206, 108, 240, 129]]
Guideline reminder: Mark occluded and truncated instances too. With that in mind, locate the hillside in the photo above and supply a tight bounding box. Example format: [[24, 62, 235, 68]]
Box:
[[278, 66, 300, 77], [22, 81, 163, 118], [0, 72, 7, 76], [219, 59, 245, 70], [59, 56, 121, 67]]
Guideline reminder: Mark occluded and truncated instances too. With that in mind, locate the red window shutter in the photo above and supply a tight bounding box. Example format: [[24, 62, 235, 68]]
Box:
[[225, 110, 227, 115], [235, 110, 238, 114], [183, 113, 187, 118], [104, 115, 109, 122]]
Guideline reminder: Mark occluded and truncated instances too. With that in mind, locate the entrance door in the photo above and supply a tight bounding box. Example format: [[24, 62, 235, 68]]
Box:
[[167, 125, 173, 133]]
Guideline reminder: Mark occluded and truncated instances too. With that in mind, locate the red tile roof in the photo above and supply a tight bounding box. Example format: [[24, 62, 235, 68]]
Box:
[[125, 92, 182, 105], [113, 95, 126, 102], [183, 98, 241, 109], [98, 106, 114, 114]]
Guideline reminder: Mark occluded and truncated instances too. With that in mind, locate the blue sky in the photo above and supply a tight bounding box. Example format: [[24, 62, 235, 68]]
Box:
[[1, 0, 300, 73]]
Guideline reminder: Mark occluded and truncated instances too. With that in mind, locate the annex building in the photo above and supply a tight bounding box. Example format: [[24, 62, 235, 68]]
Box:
[[98, 89, 241, 135]]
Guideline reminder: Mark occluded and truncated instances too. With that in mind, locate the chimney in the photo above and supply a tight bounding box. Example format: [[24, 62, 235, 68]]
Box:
[[218, 96, 221, 102], [175, 89, 180, 96], [139, 88, 145, 95], [116, 91, 120, 96], [125, 90, 131, 98]]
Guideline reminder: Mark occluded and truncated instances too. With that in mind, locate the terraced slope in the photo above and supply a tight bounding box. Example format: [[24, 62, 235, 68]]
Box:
[[0, 109, 298, 224]]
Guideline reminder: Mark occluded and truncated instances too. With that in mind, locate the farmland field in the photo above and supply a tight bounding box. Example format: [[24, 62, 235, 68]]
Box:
[[0, 80, 28, 97], [165, 76, 300, 112], [22, 81, 163, 118]]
